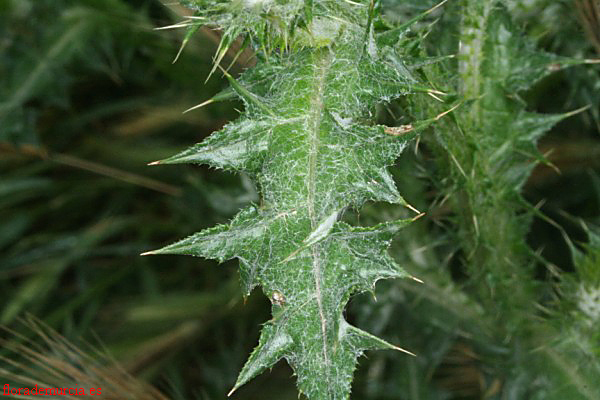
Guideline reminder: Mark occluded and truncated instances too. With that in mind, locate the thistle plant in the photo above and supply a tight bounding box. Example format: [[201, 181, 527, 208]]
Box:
[[401, 0, 600, 397], [144, 0, 450, 398], [2, 0, 600, 398], [432, 0, 588, 327]]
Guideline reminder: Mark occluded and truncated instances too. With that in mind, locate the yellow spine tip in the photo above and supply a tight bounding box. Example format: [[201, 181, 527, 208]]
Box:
[[394, 346, 417, 357]]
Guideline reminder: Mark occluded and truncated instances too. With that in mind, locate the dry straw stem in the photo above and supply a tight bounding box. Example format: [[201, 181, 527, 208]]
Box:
[[577, 0, 600, 54], [0, 318, 169, 400], [0, 142, 181, 196]]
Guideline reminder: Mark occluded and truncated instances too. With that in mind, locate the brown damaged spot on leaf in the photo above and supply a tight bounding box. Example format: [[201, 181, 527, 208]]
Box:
[[384, 124, 414, 136], [547, 63, 562, 72]]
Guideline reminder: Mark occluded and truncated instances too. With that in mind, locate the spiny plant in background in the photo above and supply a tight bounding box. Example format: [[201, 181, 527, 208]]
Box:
[[435, 0, 590, 327], [144, 0, 450, 398], [566, 225, 600, 360], [404, 0, 600, 397]]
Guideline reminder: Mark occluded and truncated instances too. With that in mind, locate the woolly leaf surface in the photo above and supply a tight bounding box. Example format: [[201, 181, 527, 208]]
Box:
[[150, 25, 426, 397], [143, 1, 442, 397]]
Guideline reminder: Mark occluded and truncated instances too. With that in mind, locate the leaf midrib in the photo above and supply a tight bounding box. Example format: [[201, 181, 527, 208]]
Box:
[[306, 48, 333, 379]]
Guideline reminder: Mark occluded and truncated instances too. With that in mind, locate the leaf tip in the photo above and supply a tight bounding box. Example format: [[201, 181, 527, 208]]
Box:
[[183, 98, 214, 114], [370, 289, 378, 302], [172, 45, 184, 64], [392, 345, 417, 357], [435, 102, 462, 121], [563, 104, 592, 118], [412, 212, 426, 221], [405, 203, 421, 214]]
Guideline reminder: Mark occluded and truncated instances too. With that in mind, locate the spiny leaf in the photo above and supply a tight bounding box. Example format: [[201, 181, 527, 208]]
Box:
[[417, 3, 600, 389], [228, 323, 293, 396], [150, 118, 271, 170], [456, 2, 592, 190], [147, 1, 434, 398]]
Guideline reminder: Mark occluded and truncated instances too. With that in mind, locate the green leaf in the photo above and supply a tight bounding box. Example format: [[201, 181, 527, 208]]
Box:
[[148, 5, 428, 395]]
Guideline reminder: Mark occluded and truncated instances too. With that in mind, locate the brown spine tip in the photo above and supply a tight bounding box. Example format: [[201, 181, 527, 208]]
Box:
[[412, 212, 426, 221]]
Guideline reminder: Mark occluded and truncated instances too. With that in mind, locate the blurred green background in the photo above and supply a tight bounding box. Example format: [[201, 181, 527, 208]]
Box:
[[1, 0, 599, 399]]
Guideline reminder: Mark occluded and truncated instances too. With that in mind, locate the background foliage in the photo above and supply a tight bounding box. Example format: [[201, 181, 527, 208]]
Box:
[[1, 0, 599, 399]]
